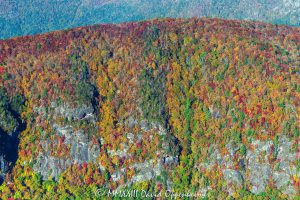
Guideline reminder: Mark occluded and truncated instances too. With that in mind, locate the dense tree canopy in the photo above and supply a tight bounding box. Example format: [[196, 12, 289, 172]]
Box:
[[0, 18, 299, 199]]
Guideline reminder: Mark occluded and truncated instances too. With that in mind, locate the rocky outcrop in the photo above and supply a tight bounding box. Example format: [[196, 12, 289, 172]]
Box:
[[33, 103, 100, 180], [33, 109, 179, 189], [272, 137, 299, 195], [33, 128, 101, 180], [198, 136, 300, 197], [6, 100, 299, 198], [32, 100, 179, 187], [107, 119, 179, 189], [53, 103, 95, 122], [246, 140, 273, 194]]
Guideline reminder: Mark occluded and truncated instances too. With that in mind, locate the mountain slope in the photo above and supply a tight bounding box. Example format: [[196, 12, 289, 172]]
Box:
[[0, 18, 299, 199], [0, 0, 299, 39]]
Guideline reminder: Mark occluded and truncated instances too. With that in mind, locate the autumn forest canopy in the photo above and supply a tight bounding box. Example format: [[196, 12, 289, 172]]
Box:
[[0, 18, 299, 199]]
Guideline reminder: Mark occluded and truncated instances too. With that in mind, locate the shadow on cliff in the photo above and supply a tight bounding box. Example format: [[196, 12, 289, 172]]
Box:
[[0, 109, 26, 185]]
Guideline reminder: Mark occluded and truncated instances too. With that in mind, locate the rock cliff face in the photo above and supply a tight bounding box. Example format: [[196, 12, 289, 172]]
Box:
[[32, 103, 100, 180], [198, 136, 300, 196], [33, 128, 101, 180], [32, 102, 178, 189], [108, 120, 179, 189], [30, 102, 300, 197]]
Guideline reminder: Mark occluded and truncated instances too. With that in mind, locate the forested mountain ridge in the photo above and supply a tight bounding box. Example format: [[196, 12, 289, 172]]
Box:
[[0, 18, 299, 199], [0, 0, 299, 39]]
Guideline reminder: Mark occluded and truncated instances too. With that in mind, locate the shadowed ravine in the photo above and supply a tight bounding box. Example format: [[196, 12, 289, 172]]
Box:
[[0, 113, 25, 185]]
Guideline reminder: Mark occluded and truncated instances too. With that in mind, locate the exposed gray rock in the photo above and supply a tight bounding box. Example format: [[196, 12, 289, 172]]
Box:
[[114, 159, 164, 189], [201, 144, 222, 170], [157, 123, 167, 136], [33, 154, 65, 179], [126, 132, 134, 144], [107, 121, 178, 190], [54, 103, 95, 122], [127, 117, 138, 129], [248, 164, 271, 194], [33, 126, 101, 180], [166, 180, 173, 191], [198, 136, 299, 197], [107, 145, 129, 158], [138, 120, 167, 136], [198, 144, 242, 194], [33, 116, 178, 190], [283, 185, 298, 197], [131, 171, 153, 183], [272, 136, 298, 196], [198, 186, 212, 198], [0, 155, 8, 181], [246, 140, 273, 194], [53, 124, 73, 138], [273, 172, 290, 189], [223, 169, 243, 187], [163, 156, 178, 165], [140, 120, 150, 132], [111, 171, 122, 182], [88, 144, 101, 162], [209, 105, 221, 119]]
